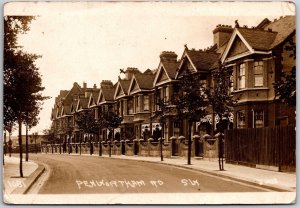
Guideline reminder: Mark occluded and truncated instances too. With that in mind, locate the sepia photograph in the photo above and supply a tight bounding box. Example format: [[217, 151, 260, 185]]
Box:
[[2, 1, 296, 205]]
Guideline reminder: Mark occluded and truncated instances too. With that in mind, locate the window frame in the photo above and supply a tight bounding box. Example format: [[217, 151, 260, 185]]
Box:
[[143, 95, 149, 111], [238, 63, 246, 89], [237, 110, 246, 128], [254, 110, 264, 128], [253, 61, 264, 87]]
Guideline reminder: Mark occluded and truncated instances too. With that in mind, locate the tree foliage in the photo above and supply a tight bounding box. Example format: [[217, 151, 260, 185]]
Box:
[[173, 69, 208, 122], [43, 127, 57, 144], [4, 16, 49, 177], [152, 87, 172, 125], [206, 61, 236, 132], [4, 16, 49, 128], [99, 108, 123, 132], [274, 37, 296, 107], [173, 69, 208, 165], [75, 110, 101, 135]]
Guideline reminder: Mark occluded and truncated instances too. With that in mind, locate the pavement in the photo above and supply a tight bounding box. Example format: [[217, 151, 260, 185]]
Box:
[[2, 153, 296, 196], [85, 153, 296, 192], [2, 155, 45, 197]]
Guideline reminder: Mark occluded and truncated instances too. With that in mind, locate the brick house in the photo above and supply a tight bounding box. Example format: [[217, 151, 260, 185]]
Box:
[[48, 15, 295, 149], [114, 68, 141, 141], [96, 80, 116, 142], [152, 51, 180, 141], [127, 69, 156, 141], [220, 16, 296, 128], [176, 46, 220, 137]]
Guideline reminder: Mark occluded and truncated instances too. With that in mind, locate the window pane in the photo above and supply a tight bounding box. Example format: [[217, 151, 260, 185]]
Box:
[[255, 76, 263, 87], [240, 76, 245, 89], [254, 66, 263, 75], [237, 111, 246, 128], [238, 63, 246, 89], [254, 110, 264, 128], [144, 96, 149, 111]]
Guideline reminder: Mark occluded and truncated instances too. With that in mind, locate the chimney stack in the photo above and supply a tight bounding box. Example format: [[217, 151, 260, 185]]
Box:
[[124, 67, 141, 80], [213, 24, 233, 49], [100, 80, 113, 88], [83, 82, 87, 89], [159, 51, 178, 62]]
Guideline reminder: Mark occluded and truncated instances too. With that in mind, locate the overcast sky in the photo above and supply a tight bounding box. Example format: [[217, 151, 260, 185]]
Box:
[[4, 1, 295, 136]]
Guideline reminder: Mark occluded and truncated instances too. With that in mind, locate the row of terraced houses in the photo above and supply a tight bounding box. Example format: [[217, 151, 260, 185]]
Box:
[[49, 16, 295, 152]]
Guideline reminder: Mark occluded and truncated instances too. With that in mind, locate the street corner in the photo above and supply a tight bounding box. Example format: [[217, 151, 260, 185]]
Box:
[[3, 157, 45, 195], [11, 163, 45, 194]]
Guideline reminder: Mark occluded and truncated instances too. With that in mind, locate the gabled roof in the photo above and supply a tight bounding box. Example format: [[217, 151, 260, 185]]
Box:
[[88, 90, 100, 108], [61, 104, 71, 117], [114, 79, 131, 99], [237, 28, 277, 51], [98, 86, 116, 104], [76, 97, 89, 112], [70, 99, 78, 113], [185, 50, 220, 71], [161, 61, 180, 79], [221, 15, 295, 63], [153, 60, 180, 86], [64, 82, 82, 103], [128, 73, 155, 94], [177, 48, 220, 78], [134, 73, 155, 90], [262, 15, 295, 48]]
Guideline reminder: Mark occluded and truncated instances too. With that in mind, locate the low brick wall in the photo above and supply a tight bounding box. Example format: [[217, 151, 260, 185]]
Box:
[[41, 134, 222, 160], [125, 142, 134, 156]]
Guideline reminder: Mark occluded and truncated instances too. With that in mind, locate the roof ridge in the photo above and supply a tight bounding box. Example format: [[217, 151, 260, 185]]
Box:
[[238, 27, 278, 34]]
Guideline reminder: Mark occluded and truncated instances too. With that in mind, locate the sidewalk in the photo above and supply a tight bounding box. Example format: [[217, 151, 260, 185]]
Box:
[[94, 154, 296, 192], [3, 155, 42, 195]]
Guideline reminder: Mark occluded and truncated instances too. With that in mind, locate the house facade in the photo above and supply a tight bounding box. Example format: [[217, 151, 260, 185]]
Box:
[[152, 51, 180, 141], [48, 16, 295, 149], [221, 16, 295, 128]]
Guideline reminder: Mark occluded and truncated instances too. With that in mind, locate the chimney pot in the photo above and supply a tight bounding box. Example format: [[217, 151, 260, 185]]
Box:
[[159, 51, 178, 62], [213, 24, 233, 49]]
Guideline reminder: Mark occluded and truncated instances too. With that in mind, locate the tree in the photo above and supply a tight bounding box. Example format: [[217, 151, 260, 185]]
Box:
[[4, 16, 49, 177], [63, 123, 74, 154], [152, 87, 172, 161], [173, 69, 208, 165], [98, 106, 123, 157], [274, 38, 296, 107], [75, 110, 101, 155], [43, 126, 57, 145], [206, 61, 236, 170]]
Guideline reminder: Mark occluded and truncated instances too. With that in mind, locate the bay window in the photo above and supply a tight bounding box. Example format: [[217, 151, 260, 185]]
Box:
[[238, 63, 245, 89], [254, 61, 263, 87]]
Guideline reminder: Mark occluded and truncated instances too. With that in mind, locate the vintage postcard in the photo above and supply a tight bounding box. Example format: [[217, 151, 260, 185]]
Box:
[[2, 1, 296, 205]]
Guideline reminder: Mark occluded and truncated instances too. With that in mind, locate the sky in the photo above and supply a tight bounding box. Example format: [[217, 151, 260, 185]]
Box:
[[4, 1, 295, 136]]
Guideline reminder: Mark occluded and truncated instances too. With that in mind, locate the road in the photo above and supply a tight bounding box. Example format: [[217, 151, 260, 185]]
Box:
[[29, 154, 269, 194]]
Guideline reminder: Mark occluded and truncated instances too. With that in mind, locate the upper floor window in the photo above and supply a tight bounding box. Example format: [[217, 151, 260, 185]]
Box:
[[162, 87, 168, 102], [238, 63, 245, 89], [128, 99, 133, 114], [143, 95, 149, 111], [254, 61, 263, 87], [237, 110, 246, 128], [118, 101, 122, 115], [135, 96, 140, 113], [229, 75, 234, 92]]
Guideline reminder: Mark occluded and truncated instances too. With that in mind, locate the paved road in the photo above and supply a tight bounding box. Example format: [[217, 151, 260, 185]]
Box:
[[29, 154, 269, 194]]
